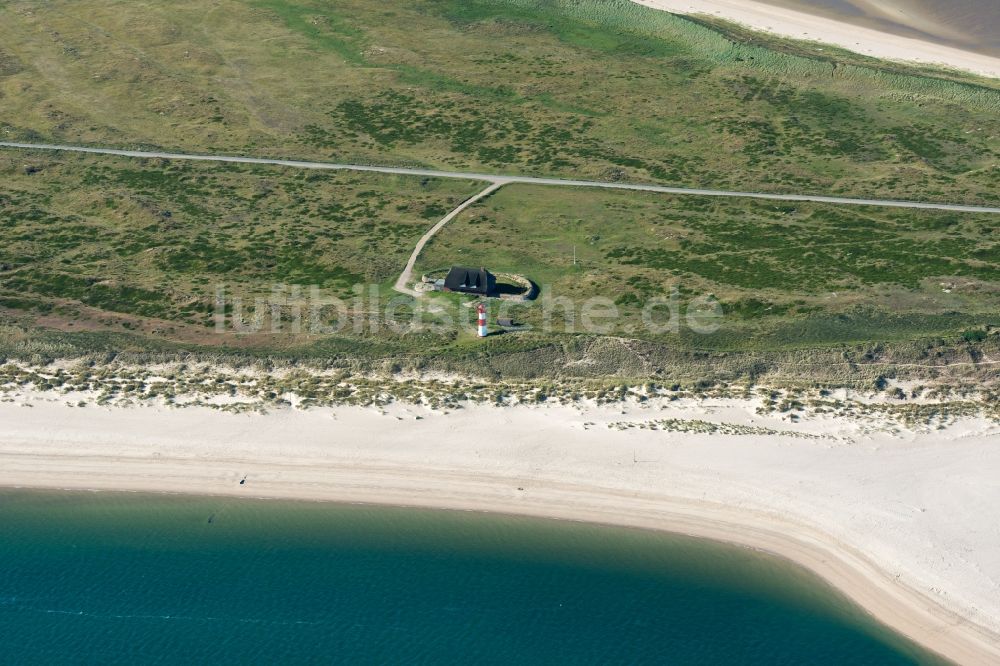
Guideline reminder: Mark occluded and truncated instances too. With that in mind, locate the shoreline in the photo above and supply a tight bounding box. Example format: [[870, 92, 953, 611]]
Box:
[[0, 483, 961, 662], [2, 395, 999, 664], [3, 474, 989, 664], [631, 0, 1000, 79]]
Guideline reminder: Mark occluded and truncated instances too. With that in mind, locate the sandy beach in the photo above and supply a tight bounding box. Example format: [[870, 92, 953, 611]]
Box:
[[632, 0, 1000, 79], [1, 390, 999, 664]]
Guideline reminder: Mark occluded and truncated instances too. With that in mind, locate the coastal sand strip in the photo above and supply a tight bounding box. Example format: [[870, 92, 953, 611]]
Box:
[[1, 397, 999, 664], [631, 0, 1000, 79]]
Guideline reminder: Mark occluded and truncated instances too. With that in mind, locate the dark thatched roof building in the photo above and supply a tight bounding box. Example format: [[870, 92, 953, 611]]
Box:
[[443, 266, 496, 296]]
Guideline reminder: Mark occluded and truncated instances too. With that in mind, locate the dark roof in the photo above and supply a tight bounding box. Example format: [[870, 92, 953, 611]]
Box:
[[444, 266, 496, 295]]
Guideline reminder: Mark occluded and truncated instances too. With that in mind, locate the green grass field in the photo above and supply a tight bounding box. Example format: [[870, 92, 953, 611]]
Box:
[[1, 0, 998, 384], [0, 151, 480, 338], [0, 0, 998, 205], [415, 184, 999, 349]]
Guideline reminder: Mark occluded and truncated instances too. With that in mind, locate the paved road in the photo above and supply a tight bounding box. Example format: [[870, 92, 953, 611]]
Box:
[[4, 141, 1000, 214], [393, 182, 504, 296]]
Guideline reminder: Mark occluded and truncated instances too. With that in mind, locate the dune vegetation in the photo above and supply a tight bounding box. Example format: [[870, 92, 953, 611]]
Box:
[[415, 184, 999, 348], [0, 151, 481, 336], [0, 0, 998, 203], [0, 0, 998, 388]]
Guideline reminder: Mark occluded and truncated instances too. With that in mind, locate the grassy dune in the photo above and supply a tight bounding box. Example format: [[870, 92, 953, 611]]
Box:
[[0, 151, 480, 335], [415, 184, 999, 348], [1, 153, 994, 378], [1, 0, 997, 385], [0, 0, 998, 204]]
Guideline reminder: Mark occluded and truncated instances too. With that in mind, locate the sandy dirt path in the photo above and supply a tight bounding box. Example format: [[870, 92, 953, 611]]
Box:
[[393, 181, 504, 296], [3, 143, 999, 215]]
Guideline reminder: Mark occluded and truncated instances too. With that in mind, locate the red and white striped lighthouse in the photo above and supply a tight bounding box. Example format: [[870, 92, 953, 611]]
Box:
[[477, 303, 488, 338]]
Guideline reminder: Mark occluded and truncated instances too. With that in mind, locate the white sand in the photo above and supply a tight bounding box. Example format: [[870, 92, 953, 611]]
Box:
[[1, 393, 999, 664], [632, 0, 1000, 79]]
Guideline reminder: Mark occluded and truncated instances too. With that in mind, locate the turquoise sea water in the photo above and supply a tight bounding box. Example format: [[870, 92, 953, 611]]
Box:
[[0, 491, 944, 664]]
